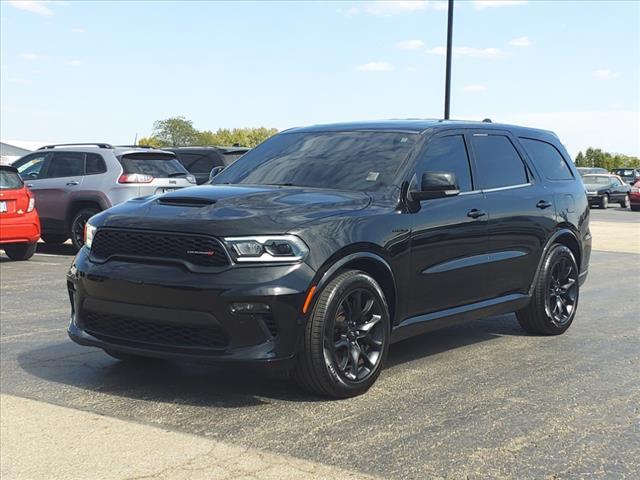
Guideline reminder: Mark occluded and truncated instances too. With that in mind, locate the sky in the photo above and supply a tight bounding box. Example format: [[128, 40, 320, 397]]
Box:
[[1, 0, 639, 158]]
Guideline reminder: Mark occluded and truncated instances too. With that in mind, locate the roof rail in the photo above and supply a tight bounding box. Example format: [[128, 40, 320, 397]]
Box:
[[116, 145, 156, 149], [38, 143, 113, 150]]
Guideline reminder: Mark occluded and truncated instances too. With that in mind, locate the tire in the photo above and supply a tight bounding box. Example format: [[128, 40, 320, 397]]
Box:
[[600, 194, 609, 209], [517, 244, 579, 335], [293, 269, 390, 398], [70, 208, 99, 250], [3, 242, 37, 261], [620, 195, 630, 209], [103, 349, 157, 363], [41, 234, 68, 244]]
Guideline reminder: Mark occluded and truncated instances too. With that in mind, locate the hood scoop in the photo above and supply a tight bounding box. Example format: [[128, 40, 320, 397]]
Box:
[[158, 196, 217, 207]]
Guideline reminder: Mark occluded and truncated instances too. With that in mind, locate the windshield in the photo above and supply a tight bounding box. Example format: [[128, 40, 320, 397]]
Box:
[[583, 175, 612, 185], [213, 131, 419, 191], [0, 170, 24, 190], [119, 153, 188, 178]]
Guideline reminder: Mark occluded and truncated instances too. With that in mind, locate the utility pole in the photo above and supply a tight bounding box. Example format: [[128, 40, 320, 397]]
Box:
[[444, 0, 454, 120]]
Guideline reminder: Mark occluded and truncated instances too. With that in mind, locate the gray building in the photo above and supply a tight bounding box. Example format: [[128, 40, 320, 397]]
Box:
[[0, 142, 32, 165]]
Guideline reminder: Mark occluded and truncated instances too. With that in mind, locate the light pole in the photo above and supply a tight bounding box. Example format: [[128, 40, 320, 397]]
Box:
[[444, 0, 454, 120]]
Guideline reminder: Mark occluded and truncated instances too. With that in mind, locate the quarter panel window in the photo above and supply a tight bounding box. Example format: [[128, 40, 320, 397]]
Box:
[[85, 153, 107, 175], [45, 152, 85, 178], [471, 134, 528, 190], [520, 138, 573, 180], [415, 135, 473, 192]]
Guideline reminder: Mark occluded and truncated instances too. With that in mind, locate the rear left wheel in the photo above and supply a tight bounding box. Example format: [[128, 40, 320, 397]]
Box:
[[620, 194, 630, 208], [70, 208, 99, 251], [293, 270, 390, 398], [2, 242, 37, 261]]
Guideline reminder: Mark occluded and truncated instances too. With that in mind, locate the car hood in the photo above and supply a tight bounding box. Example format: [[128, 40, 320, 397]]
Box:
[[97, 184, 371, 236]]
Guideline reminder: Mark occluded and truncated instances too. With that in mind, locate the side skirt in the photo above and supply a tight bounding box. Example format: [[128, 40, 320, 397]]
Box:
[[390, 293, 531, 344]]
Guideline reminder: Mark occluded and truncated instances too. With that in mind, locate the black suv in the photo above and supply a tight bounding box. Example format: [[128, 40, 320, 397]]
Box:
[[67, 120, 591, 398]]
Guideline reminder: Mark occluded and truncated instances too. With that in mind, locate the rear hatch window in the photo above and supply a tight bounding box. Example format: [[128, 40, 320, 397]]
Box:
[[119, 153, 189, 178], [0, 169, 24, 190]]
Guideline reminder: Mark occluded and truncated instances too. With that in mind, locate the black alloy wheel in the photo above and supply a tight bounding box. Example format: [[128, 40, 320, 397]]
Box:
[[70, 208, 99, 251], [294, 269, 390, 398], [546, 256, 578, 328], [328, 288, 385, 382]]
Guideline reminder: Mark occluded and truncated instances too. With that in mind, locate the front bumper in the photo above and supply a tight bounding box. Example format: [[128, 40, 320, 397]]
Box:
[[0, 210, 40, 244], [67, 247, 316, 365], [587, 194, 604, 205]]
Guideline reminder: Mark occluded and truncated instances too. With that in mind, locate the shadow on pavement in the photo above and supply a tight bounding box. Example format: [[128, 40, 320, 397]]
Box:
[[36, 243, 77, 256], [16, 313, 527, 407]]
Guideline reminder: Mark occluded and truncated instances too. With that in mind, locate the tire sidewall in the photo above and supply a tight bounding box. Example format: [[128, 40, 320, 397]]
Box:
[[70, 208, 99, 250], [315, 272, 390, 396], [540, 245, 579, 334]]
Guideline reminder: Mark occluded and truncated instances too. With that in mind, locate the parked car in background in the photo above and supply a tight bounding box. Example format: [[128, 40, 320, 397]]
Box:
[[0, 165, 40, 260], [166, 146, 251, 184], [577, 167, 608, 177], [630, 180, 640, 211], [68, 120, 590, 398], [582, 174, 631, 209], [12, 143, 195, 250], [610, 168, 640, 185]]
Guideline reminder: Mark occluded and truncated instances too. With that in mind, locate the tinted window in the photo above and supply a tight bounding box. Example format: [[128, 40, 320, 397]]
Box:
[[583, 175, 613, 185], [0, 169, 23, 189], [86, 153, 107, 174], [180, 153, 220, 173], [13, 153, 48, 179], [415, 135, 473, 192], [120, 153, 188, 178], [472, 134, 528, 189], [520, 138, 573, 180], [611, 177, 622, 186], [44, 152, 85, 178], [213, 132, 418, 191]]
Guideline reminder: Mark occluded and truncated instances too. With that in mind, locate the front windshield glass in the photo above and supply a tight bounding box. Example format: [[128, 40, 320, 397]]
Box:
[[213, 131, 418, 191], [583, 175, 612, 185]]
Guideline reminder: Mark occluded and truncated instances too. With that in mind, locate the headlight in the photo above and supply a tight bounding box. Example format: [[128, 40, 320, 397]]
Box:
[[84, 221, 97, 249], [223, 235, 309, 263]]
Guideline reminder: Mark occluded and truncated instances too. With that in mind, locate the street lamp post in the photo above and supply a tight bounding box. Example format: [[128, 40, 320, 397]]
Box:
[[444, 0, 454, 120]]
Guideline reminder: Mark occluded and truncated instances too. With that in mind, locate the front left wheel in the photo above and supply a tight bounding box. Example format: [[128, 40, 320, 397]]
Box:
[[70, 208, 99, 251], [293, 270, 390, 398], [620, 194, 630, 209]]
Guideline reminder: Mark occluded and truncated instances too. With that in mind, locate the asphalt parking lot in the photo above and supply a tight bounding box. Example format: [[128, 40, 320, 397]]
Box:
[[1, 207, 639, 479]]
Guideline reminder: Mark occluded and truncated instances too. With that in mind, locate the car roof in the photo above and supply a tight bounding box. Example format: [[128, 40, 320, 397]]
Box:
[[33, 145, 176, 156], [283, 119, 557, 137]]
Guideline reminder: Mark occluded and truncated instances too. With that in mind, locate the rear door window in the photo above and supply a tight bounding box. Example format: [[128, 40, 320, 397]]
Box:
[[86, 153, 107, 175], [471, 134, 529, 190], [45, 152, 85, 178], [519, 138, 573, 180], [0, 169, 24, 189], [119, 153, 188, 178]]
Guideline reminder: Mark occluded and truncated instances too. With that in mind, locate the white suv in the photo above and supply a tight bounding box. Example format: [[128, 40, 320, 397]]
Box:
[[12, 143, 196, 250]]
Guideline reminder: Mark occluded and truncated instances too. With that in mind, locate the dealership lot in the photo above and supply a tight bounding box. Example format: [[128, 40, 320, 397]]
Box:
[[1, 208, 638, 479]]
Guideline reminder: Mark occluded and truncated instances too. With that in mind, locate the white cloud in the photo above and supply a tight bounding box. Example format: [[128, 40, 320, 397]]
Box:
[[593, 69, 620, 80], [71, 27, 86, 33], [462, 84, 488, 92], [64, 60, 81, 67], [509, 36, 532, 47], [365, 1, 429, 16], [427, 46, 508, 59], [473, 1, 528, 10], [19, 53, 40, 60], [356, 61, 394, 72], [7, 1, 54, 16], [396, 39, 425, 51]]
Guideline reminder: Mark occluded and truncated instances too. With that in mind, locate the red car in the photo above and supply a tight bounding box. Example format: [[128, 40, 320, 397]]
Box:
[[631, 180, 640, 211], [0, 165, 40, 260]]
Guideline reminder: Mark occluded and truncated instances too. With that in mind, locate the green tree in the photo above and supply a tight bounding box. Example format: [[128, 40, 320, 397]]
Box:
[[196, 127, 278, 147], [152, 116, 200, 147], [574, 151, 585, 166], [136, 136, 166, 148]]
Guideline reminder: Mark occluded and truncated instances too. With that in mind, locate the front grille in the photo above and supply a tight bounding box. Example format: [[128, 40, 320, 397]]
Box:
[[83, 311, 228, 349], [91, 229, 229, 267]]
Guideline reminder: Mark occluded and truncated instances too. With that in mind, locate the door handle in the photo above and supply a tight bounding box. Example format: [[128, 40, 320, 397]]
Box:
[[66, 181, 80, 186], [467, 209, 486, 219], [26, 183, 34, 188], [536, 200, 552, 209]]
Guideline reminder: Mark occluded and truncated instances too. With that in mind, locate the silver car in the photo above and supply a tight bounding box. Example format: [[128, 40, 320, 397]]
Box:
[[12, 143, 196, 249]]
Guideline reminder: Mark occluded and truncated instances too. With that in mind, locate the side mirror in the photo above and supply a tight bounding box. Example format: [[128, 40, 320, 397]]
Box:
[[409, 171, 460, 201], [209, 165, 225, 183]]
